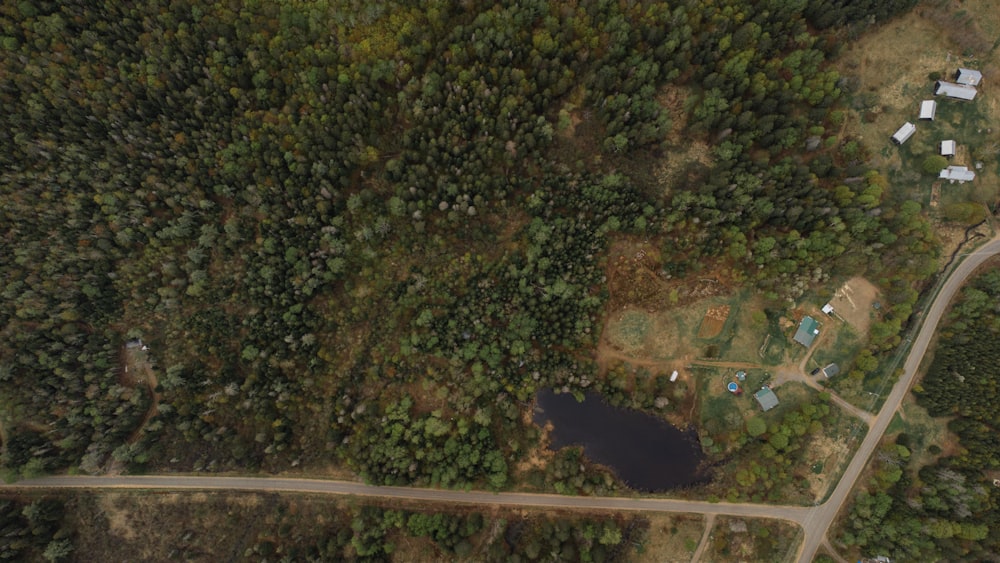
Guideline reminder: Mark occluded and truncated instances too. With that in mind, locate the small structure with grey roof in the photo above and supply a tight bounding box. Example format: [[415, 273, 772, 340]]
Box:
[[822, 363, 840, 378], [941, 140, 956, 157], [754, 387, 779, 412], [793, 316, 820, 348], [935, 81, 977, 101], [891, 122, 916, 145], [955, 68, 982, 86], [919, 100, 937, 120], [939, 165, 976, 183]]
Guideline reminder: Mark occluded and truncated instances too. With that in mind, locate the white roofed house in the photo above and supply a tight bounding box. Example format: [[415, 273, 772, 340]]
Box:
[[919, 100, 937, 120], [941, 140, 956, 157], [891, 122, 916, 145], [935, 80, 977, 100], [939, 165, 976, 183], [955, 68, 983, 86]]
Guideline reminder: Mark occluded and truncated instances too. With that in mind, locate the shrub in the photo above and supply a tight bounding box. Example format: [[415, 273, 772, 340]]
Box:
[[922, 155, 948, 175]]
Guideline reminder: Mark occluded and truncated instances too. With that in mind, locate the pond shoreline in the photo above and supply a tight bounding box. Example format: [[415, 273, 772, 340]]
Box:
[[533, 389, 709, 492]]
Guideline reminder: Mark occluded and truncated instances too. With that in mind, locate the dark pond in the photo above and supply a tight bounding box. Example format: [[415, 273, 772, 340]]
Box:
[[533, 389, 707, 492]]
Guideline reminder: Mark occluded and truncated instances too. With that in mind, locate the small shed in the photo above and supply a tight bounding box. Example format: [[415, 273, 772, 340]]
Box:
[[919, 100, 937, 120], [939, 165, 976, 183], [934, 81, 977, 100], [670, 370, 679, 382], [955, 68, 983, 86], [891, 122, 916, 145], [754, 387, 779, 412], [821, 303, 834, 315], [822, 363, 840, 378], [793, 316, 820, 348], [940, 140, 956, 157]]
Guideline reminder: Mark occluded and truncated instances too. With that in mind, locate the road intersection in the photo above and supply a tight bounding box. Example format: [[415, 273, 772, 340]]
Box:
[[9, 236, 1000, 562]]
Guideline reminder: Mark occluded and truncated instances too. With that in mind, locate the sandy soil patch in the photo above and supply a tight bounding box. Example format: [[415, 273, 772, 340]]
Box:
[[827, 277, 878, 335], [804, 434, 851, 501]]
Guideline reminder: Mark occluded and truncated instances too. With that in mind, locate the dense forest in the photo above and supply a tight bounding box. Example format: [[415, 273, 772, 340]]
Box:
[[0, 496, 73, 561], [837, 267, 1000, 561], [1, 0, 931, 489], [1, 492, 644, 562]]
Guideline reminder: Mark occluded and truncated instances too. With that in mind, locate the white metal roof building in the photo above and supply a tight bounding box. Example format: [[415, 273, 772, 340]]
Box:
[[919, 100, 937, 120], [955, 68, 983, 86], [939, 165, 976, 183], [935, 81, 977, 100], [891, 122, 916, 145], [941, 140, 956, 157]]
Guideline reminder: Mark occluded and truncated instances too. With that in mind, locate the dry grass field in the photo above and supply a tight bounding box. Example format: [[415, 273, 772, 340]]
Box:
[[635, 513, 706, 563], [702, 516, 802, 563], [836, 1, 1000, 209]]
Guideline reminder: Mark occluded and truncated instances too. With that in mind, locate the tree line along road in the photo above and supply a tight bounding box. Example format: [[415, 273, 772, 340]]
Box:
[[8, 236, 1000, 563]]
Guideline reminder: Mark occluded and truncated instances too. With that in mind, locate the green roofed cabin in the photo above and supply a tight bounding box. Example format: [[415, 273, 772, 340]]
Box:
[[754, 387, 779, 412], [793, 316, 820, 348]]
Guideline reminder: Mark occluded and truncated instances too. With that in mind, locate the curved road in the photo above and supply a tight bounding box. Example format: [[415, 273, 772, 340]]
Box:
[[7, 237, 1000, 563], [793, 235, 1000, 562]]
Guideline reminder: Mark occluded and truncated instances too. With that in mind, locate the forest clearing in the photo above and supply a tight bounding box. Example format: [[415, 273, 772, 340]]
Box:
[[5, 0, 1000, 561], [838, 1, 1000, 215]]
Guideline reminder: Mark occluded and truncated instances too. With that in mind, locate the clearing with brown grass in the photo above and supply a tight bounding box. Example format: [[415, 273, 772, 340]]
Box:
[[697, 304, 730, 339]]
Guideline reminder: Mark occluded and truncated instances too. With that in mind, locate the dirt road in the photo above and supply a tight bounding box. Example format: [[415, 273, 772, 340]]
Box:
[[12, 474, 811, 522], [792, 235, 1000, 562], [6, 237, 1000, 563]]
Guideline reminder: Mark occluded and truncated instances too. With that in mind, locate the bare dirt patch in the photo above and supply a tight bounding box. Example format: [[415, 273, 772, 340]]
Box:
[[827, 277, 878, 335], [697, 304, 730, 339], [605, 241, 671, 309], [804, 434, 852, 501], [635, 513, 705, 563]]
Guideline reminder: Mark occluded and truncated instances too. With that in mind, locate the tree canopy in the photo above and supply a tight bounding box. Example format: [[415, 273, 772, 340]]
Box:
[[1, 0, 935, 493]]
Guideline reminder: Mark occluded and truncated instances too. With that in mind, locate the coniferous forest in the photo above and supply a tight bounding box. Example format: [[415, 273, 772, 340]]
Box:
[[1, 0, 932, 493], [837, 267, 1000, 561]]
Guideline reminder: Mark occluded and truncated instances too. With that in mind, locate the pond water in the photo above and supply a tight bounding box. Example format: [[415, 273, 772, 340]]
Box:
[[533, 389, 707, 492]]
